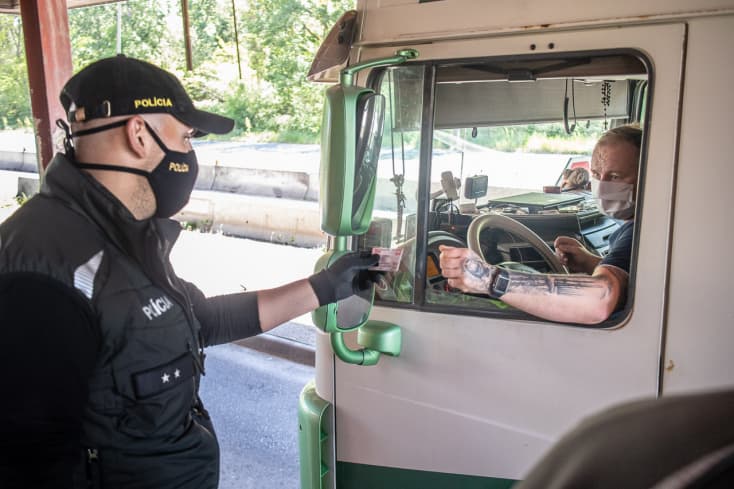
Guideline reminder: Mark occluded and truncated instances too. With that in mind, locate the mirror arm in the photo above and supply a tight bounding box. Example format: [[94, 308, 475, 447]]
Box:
[[330, 332, 381, 366], [334, 235, 348, 250], [340, 49, 419, 87]]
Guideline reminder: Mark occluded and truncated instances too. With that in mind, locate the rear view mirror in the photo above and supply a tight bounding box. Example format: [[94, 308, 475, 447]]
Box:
[[307, 10, 358, 83]]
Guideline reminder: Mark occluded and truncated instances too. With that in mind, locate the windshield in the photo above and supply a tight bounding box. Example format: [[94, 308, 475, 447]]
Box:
[[427, 122, 605, 204]]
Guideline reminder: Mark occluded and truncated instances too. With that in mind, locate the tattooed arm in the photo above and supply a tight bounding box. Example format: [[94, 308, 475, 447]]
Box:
[[438, 246, 627, 324]]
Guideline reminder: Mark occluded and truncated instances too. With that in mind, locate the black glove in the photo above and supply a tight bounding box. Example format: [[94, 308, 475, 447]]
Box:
[[308, 251, 380, 306]]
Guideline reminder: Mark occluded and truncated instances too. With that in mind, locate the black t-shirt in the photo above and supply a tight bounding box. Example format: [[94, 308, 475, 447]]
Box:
[[600, 220, 633, 273]]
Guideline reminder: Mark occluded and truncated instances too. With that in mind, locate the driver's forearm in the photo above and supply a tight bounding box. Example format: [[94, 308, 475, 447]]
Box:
[[581, 254, 603, 275], [501, 270, 619, 324]]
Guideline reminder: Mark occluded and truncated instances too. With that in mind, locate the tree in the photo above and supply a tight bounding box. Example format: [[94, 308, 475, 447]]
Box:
[[239, 0, 354, 137], [0, 0, 355, 138], [68, 0, 174, 71], [0, 15, 31, 128], [188, 0, 234, 68]]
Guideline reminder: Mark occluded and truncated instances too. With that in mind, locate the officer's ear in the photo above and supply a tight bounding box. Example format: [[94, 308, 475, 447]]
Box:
[[124, 116, 151, 159]]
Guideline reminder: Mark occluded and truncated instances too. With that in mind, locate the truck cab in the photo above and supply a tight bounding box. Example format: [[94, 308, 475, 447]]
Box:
[[300, 2, 734, 487]]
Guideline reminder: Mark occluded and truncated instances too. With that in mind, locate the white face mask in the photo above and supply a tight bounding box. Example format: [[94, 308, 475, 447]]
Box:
[[591, 178, 635, 220]]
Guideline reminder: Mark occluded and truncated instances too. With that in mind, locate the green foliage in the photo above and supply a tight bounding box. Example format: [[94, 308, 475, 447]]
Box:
[[461, 122, 606, 154], [241, 0, 354, 137], [188, 0, 234, 67], [0, 0, 354, 138], [14, 192, 30, 206], [219, 80, 277, 135], [0, 15, 31, 128], [180, 219, 213, 232], [179, 57, 237, 113], [274, 128, 321, 144], [68, 1, 173, 71]]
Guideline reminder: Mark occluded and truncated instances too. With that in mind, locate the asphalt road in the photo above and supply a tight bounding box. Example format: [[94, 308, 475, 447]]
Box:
[[169, 229, 322, 350], [201, 343, 315, 489], [173, 231, 321, 488]]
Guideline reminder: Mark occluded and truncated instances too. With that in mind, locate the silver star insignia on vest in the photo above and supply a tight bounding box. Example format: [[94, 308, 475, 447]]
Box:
[[174, 369, 181, 378], [161, 372, 170, 383]]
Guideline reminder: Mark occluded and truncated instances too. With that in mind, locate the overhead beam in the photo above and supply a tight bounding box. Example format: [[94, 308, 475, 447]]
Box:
[[20, 0, 72, 171], [1, 0, 124, 14]]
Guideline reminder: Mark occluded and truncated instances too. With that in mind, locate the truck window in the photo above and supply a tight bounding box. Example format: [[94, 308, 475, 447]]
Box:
[[357, 65, 425, 304], [359, 52, 648, 325]]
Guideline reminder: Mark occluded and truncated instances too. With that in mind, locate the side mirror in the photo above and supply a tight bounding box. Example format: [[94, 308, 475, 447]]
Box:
[[320, 87, 385, 236], [307, 10, 358, 83], [319, 48, 418, 236], [314, 49, 417, 363]]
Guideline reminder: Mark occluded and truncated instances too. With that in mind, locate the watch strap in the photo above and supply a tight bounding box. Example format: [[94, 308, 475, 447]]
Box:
[[488, 268, 510, 299]]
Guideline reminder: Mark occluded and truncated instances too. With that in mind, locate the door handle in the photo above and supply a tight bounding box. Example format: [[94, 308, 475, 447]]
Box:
[[330, 320, 401, 366]]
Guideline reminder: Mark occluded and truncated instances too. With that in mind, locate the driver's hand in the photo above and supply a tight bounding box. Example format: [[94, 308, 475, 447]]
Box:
[[439, 245, 495, 295], [553, 236, 601, 274]]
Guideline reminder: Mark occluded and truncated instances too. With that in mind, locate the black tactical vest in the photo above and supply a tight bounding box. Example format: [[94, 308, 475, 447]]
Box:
[[0, 154, 218, 488]]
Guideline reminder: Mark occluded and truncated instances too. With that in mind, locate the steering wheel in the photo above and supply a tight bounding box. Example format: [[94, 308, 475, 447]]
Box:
[[467, 213, 568, 274]]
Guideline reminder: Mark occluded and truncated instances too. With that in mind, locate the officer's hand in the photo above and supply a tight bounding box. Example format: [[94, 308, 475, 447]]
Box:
[[308, 252, 380, 306]]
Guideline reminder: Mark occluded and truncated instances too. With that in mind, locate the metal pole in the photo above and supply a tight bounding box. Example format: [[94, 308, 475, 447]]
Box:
[[231, 0, 242, 79], [19, 0, 73, 173], [116, 2, 122, 54], [181, 0, 193, 71]]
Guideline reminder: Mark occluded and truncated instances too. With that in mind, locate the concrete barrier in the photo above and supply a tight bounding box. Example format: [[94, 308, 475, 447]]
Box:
[[0, 171, 37, 202], [0, 168, 327, 247], [179, 191, 326, 248], [0, 150, 38, 173], [0, 147, 324, 243], [0, 169, 326, 247], [195, 165, 315, 201], [0, 146, 417, 248]]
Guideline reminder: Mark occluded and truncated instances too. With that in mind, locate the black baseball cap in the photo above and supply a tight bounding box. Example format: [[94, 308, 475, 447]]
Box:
[[60, 55, 234, 136]]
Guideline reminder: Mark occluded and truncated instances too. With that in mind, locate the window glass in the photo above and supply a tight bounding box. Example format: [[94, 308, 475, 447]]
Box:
[[356, 65, 424, 303], [423, 120, 609, 309], [361, 54, 647, 320]]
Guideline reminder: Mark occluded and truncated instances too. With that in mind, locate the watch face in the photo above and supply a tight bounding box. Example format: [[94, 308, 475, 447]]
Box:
[[491, 269, 510, 298]]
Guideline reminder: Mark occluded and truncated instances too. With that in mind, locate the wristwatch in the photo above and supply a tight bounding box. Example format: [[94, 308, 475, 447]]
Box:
[[488, 267, 510, 299]]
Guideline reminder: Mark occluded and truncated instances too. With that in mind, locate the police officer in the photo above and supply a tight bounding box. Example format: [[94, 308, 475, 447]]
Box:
[[0, 56, 377, 488]]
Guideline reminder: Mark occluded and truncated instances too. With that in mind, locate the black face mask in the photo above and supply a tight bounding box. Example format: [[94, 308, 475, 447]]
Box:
[[70, 119, 199, 218]]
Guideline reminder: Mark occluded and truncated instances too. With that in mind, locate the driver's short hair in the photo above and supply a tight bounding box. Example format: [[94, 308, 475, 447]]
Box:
[[597, 124, 642, 151]]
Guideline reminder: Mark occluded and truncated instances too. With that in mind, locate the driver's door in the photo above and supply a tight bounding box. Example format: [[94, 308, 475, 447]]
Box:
[[319, 23, 684, 487]]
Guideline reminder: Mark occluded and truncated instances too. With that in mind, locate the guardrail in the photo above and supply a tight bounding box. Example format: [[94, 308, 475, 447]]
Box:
[[0, 150, 328, 247], [0, 149, 413, 248]]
